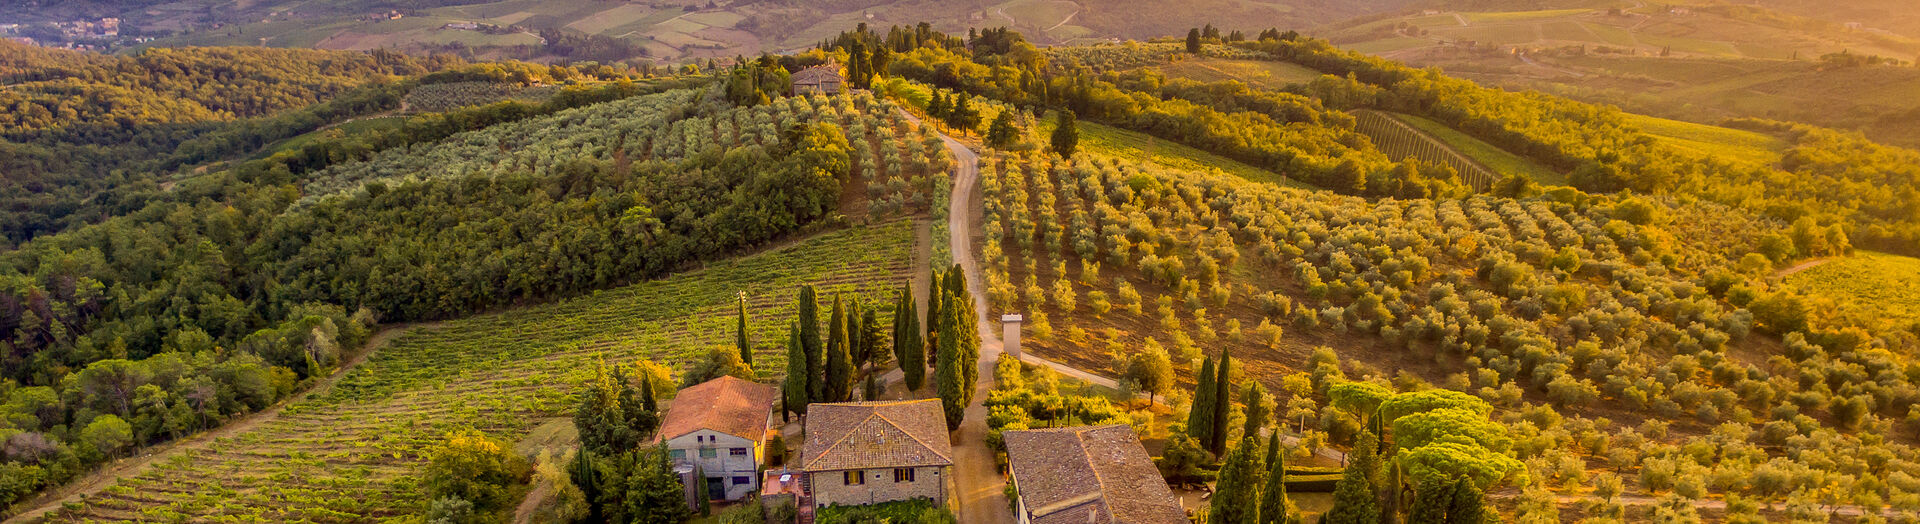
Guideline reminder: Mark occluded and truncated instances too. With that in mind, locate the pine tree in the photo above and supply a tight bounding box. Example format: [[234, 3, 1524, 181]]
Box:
[[623, 445, 692, 524], [1446, 478, 1488, 524], [1212, 350, 1233, 456], [782, 321, 808, 422], [1187, 356, 1218, 452], [894, 286, 926, 390], [1050, 109, 1078, 158], [798, 286, 824, 402], [825, 295, 854, 402], [1258, 433, 1290, 524], [1187, 28, 1203, 54], [1211, 436, 1265, 524], [735, 295, 752, 368], [928, 92, 949, 119], [935, 305, 967, 430], [1323, 427, 1381, 524]]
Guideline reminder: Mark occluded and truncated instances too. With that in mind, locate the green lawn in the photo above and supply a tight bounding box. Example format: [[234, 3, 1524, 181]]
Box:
[[1043, 118, 1319, 190], [1391, 112, 1566, 186], [1620, 113, 1783, 167], [1784, 251, 1920, 329]]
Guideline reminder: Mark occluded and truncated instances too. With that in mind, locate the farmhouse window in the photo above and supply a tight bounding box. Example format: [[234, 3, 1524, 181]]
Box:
[[843, 470, 865, 485], [893, 468, 915, 482], [732, 476, 751, 485], [700, 448, 718, 459], [730, 447, 748, 456], [669, 449, 685, 460]]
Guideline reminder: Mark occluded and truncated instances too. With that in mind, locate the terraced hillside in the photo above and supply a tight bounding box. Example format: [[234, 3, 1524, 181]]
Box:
[[30, 222, 915, 523]]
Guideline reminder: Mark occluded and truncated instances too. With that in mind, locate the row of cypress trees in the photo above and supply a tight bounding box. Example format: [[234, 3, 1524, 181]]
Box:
[[775, 264, 980, 426]]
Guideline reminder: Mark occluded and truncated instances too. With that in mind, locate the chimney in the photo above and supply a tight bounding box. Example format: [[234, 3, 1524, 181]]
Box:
[[1002, 314, 1023, 358]]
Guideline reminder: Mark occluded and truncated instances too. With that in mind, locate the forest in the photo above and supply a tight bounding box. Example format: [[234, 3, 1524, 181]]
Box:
[[0, 72, 873, 506]]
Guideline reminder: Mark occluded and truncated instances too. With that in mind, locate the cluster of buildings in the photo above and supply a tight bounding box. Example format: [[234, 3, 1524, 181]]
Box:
[[655, 376, 1186, 523]]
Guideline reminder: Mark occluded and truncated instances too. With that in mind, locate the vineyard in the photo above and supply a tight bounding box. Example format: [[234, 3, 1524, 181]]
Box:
[[31, 221, 916, 523], [400, 81, 561, 113], [972, 145, 1920, 512], [300, 89, 949, 213], [1352, 110, 1499, 190]]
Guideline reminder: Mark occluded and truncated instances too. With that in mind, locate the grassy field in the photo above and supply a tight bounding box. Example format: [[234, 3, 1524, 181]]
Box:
[[1156, 58, 1327, 89], [1783, 251, 1920, 329], [36, 221, 917, 522], [1390, 112, 1566, 185], [1620, 113, 1784, 167], [1039, 118, 1319, 190]]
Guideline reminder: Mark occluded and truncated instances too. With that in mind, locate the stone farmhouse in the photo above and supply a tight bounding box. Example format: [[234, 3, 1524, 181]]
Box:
[[654, 376, 779, 502], [1004, 425, 1187, 524], [798, 399, 954, 509], [790, 62, 844, 95]]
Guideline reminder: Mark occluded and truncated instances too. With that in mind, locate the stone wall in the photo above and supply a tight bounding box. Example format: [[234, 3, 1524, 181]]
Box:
[[807, 465, 948, 508]]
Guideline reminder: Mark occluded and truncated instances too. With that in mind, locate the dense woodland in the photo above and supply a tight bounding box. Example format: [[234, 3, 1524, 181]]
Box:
[[0, 61, 861, 505]]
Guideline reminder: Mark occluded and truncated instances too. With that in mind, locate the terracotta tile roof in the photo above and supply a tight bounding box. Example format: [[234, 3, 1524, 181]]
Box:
[[792, 62, 841, 83], [653, 376, 778, 443], [799, 400, 953, 471], [1004, 425, 1186, 524]]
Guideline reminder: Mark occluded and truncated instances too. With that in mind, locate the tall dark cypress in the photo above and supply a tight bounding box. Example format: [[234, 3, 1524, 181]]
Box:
[[1188, 356, 1217, 451], [847, 297, 867, 366], [735, 295, 752, 369], [945, 264, 979, 405], [1258, 436, 1289, 524], [895, 286, 926, 390], [935, 305, 966, 430], [1212, 349, 1233, 456], [798, 285, 824, 402], [825, 295, 853, 402], [782, 321, 808, 422]]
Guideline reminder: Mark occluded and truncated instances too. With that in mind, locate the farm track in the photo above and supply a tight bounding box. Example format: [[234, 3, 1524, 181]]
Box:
[[2, 324, 426, 524], [1771, 257, 1834, 278]]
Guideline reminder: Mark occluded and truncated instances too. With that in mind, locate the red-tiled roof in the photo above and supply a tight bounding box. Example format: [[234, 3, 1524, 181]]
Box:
[[653, 376, 778, 443], [799, 400, 953, 471], [1005, 425, 1186, 524]]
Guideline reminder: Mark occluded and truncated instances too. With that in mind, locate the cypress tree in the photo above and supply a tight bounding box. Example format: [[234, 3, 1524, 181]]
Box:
[[894, 287, 926, 390], [693, 464, 712, 516], [1187, 356, 1217, 452], [946, 265, 980, 405], [925, 268, 944, 365], [1258, 434, 1290, 524], [935, 305, 967, 430], [782, 321, 808, 422], [825, 295, 854, 402], [1445, 478, 1487, 524], [799, 286, 824, 402], [736, 295, 751, 368], [1050, 109, 1078, 158], [846, 296, 866, 366], [1243, 381, 1270, 441], [860, 307, 882, 369], [1323, 427, 1380, 524], [1410, 479, 1450, 524], [639, 375, 657, 413], [1212, 350, 1233, 456], [1211, 436, 1265, 524], [570, 449, 602, 522]]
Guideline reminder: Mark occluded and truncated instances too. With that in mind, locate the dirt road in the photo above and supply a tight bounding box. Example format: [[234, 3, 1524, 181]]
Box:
[[2, 324, 428, 524]]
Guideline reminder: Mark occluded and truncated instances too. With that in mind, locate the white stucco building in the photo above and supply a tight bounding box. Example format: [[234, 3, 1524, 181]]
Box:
[[655, 376, 779, 502]]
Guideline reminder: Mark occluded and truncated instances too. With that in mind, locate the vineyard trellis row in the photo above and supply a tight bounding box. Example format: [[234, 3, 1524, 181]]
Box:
[[1352, 109, 1498, 191], [33, 221, 916, 524]]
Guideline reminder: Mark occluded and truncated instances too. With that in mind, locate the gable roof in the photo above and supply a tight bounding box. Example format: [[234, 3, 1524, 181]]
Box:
[[1004, 425, 1186, 524], [791, 63, 842, 83], [654, 376, 778, 443], [799, 400, 953, 471]]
